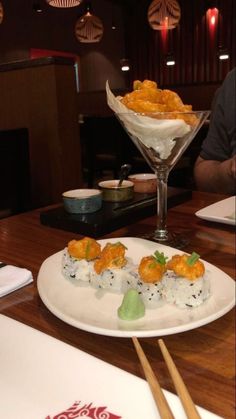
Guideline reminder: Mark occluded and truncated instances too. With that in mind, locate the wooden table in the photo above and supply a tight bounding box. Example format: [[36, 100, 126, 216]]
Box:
[[0, 191, 235, 418]]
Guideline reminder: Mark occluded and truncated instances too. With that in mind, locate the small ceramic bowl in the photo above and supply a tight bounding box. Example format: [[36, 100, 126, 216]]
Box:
[[98, 180, 134, 202], [62, 189, 102, 214], [128, 173, 157, 193]]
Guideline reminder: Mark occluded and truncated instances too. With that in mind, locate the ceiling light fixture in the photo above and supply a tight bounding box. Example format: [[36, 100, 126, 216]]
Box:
[[166, 59, 175, 66], [46, 0, 82, 8], [206, 0, 219, 28], [206, 7, 218, 27], [148, 0, 181, 30], [33, 2, 43, 12], [0, 2, 4, 24], [206, 0, 219, 12], [120, 59, 130, 72], [219, 53, 229, 60], [111, 0, 116, 30], [218, 48, 230, 61], [165, 53, 175, 66], [75, 4, 103, 43]]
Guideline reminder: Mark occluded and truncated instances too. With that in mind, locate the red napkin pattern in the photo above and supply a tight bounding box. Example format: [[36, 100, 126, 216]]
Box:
[[46, 401, 121, 419]]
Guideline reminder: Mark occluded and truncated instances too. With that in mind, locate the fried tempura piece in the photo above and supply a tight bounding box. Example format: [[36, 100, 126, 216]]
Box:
[[94, 242, 127, 275], [124, 100, 167, 113], [161, 89, 185, 111], [133, 80, 158, 90], [68, 237, 101, 261], [160, 90, 197, 124], [138, 251, 167, 283], [121, 87, 163, 106], [167, 252, 205, 280], [120, 79, 198, 125]]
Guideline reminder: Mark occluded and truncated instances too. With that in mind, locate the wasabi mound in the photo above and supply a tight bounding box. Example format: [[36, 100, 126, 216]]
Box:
[[118, 289, 145, 321]]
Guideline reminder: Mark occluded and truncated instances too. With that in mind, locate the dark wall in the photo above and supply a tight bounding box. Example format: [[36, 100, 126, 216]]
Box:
[[0, 0, 126, 91], [126, 0, 236, 87], [0, 0, 235, 92]]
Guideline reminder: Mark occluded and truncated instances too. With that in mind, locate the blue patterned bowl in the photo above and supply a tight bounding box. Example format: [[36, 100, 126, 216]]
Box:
[[62, 189, 102, 214]]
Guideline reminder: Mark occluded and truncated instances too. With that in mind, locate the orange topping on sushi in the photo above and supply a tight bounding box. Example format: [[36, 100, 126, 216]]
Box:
[[67, 237, 101, 261], [167, 252, 205, 280], [138, 251, 167, 283], [94, 242, 127, 275]]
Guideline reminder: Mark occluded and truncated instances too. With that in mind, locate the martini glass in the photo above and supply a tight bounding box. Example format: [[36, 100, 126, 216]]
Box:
[[115, 110, 210, 248]]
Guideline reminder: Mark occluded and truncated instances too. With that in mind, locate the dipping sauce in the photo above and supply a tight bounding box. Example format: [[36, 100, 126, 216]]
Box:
[[98, 180, 134, 202], [128, 173, 157, 193]]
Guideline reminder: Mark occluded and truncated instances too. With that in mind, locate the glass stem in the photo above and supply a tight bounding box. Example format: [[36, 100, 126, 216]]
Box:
[[155, 168, 169, 241]]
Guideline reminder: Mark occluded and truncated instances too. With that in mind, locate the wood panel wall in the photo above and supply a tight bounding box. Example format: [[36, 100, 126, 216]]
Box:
[[0, 59, 83, 209], [125, 0, 236, 87]]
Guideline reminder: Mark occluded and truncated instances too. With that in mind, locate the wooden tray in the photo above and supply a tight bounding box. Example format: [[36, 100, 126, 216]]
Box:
[[40, 187, 192, 238]]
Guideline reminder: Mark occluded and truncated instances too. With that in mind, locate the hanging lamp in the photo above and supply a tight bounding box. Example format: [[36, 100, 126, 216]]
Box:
[[148, 0, 181, 30], [75, 4, 103, 43], [0, 2, 4, 24], [120, 59, 130, 72], [46, 0, 81, 8], [206, 0, 219, 29]]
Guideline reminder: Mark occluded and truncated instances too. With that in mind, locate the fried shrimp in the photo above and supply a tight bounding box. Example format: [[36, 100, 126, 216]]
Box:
[[133, 79, 158, 90], [161, 89, 186, 111], [67, 237, 101, 261], [123, 99, 167, 113], [121, 88, 163, 107], [120, 79, 198, 125], [94, 242, 127, 275], [138, 251, 168, 283], [167, 252, 205, 280]]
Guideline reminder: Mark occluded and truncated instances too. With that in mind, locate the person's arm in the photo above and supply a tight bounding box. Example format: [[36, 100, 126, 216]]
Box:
[[194, 155, 236, 194]]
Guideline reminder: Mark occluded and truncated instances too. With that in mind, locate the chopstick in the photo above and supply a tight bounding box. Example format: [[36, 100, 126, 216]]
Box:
[[132, 337, 174, 419], [132, 337, 201, 419], [158, 339, 201, 419]]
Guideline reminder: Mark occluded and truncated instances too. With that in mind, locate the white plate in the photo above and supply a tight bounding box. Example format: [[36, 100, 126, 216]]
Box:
[[37, 237, 235, 338], [195, 196, 236, 225], [0, 314, 222, 419]]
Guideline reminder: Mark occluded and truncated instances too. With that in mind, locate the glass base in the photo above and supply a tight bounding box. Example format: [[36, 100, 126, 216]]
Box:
[[141, 230, 189, 249]]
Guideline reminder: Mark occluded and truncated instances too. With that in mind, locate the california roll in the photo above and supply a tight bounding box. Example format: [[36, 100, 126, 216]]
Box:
[[136, 250, 167, 306], [162, 251, 210, 308], [62, 237, 101, 282], [89, 241, 137, 293]]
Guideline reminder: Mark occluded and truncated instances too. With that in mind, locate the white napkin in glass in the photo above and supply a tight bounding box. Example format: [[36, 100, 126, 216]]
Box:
[[0, 263, 33, 297]]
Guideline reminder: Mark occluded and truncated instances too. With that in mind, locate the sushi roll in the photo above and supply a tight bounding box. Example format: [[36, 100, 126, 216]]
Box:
[[136, 250, 167, 306], [162, 252, 210, 308], [89, 241, 138, 293], [62, 237, 101, 282]]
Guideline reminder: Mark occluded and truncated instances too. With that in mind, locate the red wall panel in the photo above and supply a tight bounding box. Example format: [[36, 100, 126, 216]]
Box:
[[127, 0, 235, 87]]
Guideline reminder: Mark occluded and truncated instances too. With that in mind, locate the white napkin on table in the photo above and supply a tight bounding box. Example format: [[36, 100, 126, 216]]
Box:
[[0, 263, 33, 297]]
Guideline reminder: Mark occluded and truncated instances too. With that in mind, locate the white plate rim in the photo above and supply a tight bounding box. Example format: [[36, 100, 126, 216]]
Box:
[[195, 196, 236, 225], [37, 237, 235, 338]]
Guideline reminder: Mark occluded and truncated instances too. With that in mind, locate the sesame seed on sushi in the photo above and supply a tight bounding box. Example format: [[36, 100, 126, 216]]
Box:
[[162, 252, 210, 308], [89, 241, 138, 293], [136, 250, 168, 306], [62, 237, 101, 282]]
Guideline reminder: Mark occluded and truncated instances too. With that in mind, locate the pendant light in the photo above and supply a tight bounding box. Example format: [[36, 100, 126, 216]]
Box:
[[46, 0, 82, 8], [0, 2, 4, 24], [148, 0, 181, 30], [120, 59, 130, 72], [75, 3, 103, 43]]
